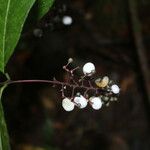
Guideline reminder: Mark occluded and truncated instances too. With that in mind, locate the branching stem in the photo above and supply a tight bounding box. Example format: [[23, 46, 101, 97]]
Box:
[[0, 79, 102, 93]]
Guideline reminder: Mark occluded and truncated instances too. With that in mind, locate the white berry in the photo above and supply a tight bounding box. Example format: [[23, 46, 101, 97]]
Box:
[[111, 84, 120, 94], [89, 97, 102, 110], [83, 62, 95, 76], [62, 98, 75, 111], [62, 16, 73, 25], [74, 95, 88, 109]]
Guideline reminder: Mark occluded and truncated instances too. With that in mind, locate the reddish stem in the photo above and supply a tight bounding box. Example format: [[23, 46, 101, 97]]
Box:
[[1, 79, 98, 91]]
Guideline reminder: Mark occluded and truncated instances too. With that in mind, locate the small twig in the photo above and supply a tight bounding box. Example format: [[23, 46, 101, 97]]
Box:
[[95, 89, 98, 96], [79, 75, 86, 86], [70, 75, 79, 86], [63, 60, 80, 86], [63, 65, 70, 73], [88, 80, 93, 88], [71, 66, 80, 74], [61, 84, 65, 98], [71, 87, 75, 100], [84, 89, 89, 97]]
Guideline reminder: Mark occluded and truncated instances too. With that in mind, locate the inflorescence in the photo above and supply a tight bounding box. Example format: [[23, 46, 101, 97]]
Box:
[[1, 58, 120, 112], [60, 58, 120, 111]]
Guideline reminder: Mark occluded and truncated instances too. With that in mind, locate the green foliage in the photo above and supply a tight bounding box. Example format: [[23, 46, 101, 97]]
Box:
[[0, 0, 54, 73], [0, 0, 55, 149], [0, 0, 36, 73], [37, 0, 54, 19]]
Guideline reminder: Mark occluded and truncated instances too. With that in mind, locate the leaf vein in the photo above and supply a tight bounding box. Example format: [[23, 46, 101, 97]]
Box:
[[2, 0, 11, 67]]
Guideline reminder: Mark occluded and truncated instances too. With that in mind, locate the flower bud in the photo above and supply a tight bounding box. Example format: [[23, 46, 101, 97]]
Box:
[[68, 58, 73, 63]]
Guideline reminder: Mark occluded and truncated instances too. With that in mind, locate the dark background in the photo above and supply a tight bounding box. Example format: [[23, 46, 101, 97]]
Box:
[[2, 0, 150, 149]]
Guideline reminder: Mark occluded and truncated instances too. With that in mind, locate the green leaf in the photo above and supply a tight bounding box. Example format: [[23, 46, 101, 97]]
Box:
[[0, 0, 36, 73], [0, 85, 10, 150], [37, 0, 54, 19]]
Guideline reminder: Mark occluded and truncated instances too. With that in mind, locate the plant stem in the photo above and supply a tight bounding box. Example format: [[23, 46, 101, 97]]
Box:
[[3, 79, 100, 91], [0, 85, 10, 150]]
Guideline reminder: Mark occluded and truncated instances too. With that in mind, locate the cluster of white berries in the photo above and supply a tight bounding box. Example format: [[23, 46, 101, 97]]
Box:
[[61, 61, 120, 112], [62, 95, 103, 112]]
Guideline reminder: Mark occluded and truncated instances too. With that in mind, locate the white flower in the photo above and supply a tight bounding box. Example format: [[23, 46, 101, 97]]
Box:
[[83, 62, 95, 76], [89, 97, 102, 110], [62, 16, 73, 25], [74, 95, 88, 109], [62, 98, 75, 111], [111, 84, 120, 94]]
